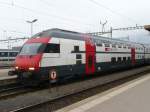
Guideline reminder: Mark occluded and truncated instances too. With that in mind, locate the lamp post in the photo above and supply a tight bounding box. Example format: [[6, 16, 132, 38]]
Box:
[[26, 19, 38, 37]]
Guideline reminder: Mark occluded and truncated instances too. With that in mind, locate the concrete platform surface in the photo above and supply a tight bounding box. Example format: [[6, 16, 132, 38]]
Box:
[[0, 69, 16, 79], [56, 73, 150, 112]]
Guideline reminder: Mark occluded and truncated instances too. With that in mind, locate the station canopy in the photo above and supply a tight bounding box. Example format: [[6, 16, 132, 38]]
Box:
[[144, 25, 150, 31]]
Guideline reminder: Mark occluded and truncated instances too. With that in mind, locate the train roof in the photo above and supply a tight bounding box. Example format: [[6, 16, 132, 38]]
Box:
[[32, 28, 144, 47]]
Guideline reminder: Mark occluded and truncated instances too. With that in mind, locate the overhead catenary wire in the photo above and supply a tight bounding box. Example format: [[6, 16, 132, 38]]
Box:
[[38, 0, 96, 27], [0, 1, 95, 27], [88, 0, 141, 25]]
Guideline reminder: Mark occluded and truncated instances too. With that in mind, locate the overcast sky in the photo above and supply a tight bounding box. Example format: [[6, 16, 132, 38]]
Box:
[[0, 0, 150, 48]]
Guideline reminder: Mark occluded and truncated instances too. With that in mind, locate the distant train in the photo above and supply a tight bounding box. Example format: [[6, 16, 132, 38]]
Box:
[[0, 49, 19, 67], [9, 28, 150, 85]]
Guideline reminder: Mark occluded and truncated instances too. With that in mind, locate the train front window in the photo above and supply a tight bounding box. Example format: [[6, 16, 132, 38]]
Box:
[[19, 43, 43, 55]]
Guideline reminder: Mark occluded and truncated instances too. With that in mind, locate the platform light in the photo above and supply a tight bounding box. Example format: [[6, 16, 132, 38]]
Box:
[[26, 19, 38, 36], [29, 67, 35, 71]]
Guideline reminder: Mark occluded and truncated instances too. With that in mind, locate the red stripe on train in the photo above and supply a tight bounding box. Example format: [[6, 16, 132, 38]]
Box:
[[131, 48, 135, 65], [84, 35, 96, 75]]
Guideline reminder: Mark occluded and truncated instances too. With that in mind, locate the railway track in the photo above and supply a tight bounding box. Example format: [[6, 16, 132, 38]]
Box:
[[0, 85, 27, 100], [0, 83, 27, 99], [4, 66, 150, 112], [0, 83, 41, 100]]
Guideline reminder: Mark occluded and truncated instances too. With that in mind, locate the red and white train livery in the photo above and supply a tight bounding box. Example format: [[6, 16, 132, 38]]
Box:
[[11, 29, 150, 84]]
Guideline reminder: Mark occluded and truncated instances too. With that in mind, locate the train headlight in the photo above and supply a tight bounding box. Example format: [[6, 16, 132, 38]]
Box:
[[29, 67, 35, 71], [15, 66, 19, 70]]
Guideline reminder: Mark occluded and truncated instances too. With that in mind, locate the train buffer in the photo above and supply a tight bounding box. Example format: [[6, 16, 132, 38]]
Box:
[[56, 72, 150, 112]]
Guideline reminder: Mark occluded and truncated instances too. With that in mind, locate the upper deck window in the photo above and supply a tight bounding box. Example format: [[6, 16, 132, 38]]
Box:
[[123, 46, 127, 49], [96, 43, 102, 47], [74, 46, 79, 52], [104, 43, 110, 47], [45, 43, 60, 53], [0, 52, 8, 57], [118, 45, 122, 48], [112, 44, 116, 48]]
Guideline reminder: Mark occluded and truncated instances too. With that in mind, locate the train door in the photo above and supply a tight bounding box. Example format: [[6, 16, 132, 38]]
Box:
[[131, 48, 135, 65], [85, 37, 96, 75]]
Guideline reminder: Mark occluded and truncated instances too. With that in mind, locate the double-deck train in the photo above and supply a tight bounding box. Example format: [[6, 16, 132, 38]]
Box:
[[10, 28, 150, 85], [0, 49, 18, 67]]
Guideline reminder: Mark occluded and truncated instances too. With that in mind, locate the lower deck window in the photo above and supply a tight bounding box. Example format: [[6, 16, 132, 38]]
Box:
[[118, 57, 121, 62], [111, 57, 116, 63], [123, 57, 126, 61], [76, 54, 82, 59], [0, 59, 15, 61], [128, 57, 131, 60], [76, 60, 82, 65]]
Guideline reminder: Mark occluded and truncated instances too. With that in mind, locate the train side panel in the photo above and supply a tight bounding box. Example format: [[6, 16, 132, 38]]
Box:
[[40, 37, 86, 81]]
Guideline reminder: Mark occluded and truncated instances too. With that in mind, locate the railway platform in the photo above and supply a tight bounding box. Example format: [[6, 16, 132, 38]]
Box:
[[0, 69, 16, 86], [57, 72, 150, 112], [0, 68, 16, 78]]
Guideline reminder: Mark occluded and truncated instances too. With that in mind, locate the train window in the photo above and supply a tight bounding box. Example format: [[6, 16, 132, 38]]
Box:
[[142, 56, 144, 59], [111, 57, 116, 63], [9, 52, 18, 57], [123, 57, 126, 61], [9, 59, 15, 61], [112, 44, 116, 48], [0, 52, 8, 57], [0, 59, 8, 61], [118, 57, 121, 62], [45, 43, 60, 53], [118, 45, 122, 48], [123, 46, 126, 49], [74, 46, 79, 52], [128, 57, 131, 60], [20, 43, 44, 55], [97, 43, 102, 47], [76, 60, 82, 65], [76, 54, 82, 59], [104, 43, 110, 47]]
